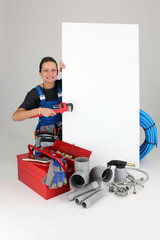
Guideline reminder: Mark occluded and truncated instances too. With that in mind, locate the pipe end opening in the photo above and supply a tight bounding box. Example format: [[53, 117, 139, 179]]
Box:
[[70, 174, 85, 190], [102, 169, 113, 182], [75, 199, 80, 205], [75, 157, 89, 163], [82, 202, 87, 208]]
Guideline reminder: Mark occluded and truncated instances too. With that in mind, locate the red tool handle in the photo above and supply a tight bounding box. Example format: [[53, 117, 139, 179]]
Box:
[[30, 114, 42, 118], [28, 144, 67, 174], [29, 102, 69, 119]]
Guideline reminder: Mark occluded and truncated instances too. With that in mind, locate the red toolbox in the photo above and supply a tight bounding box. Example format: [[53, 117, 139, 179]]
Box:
[[17, 140, 92, 200]]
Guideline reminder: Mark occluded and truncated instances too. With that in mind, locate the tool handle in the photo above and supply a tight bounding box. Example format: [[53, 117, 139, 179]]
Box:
[[29, 110, 61, 118], [29, 102, 71, 119], [28, 144, 67, 174], [29, 114, 42, 118]]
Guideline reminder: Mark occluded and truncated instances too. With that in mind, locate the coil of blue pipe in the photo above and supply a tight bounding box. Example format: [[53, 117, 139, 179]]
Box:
[[140, 109, 158, 160]]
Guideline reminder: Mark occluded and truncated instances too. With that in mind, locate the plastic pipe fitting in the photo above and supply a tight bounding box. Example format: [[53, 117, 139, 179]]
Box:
[[114, 168, 127, 182], [70, 157, 89, 190], [81, 189, 106, 208], [67, 181, 99, 201], [75, 189, 98, 205], [89, 166, 113, 183]]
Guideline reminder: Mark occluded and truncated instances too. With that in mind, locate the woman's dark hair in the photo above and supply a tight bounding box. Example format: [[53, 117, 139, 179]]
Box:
[[39, 57, 58, 73]]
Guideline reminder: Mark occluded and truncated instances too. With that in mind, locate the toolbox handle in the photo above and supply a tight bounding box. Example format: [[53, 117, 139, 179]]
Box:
[[28, 144, 67, 174]]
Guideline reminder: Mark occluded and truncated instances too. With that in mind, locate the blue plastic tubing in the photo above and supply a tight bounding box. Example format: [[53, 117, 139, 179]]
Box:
[[140, 109, 158, 160]]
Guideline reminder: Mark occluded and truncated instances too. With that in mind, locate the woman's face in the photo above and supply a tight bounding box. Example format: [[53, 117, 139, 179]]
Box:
[[39, 61, 58, 85]]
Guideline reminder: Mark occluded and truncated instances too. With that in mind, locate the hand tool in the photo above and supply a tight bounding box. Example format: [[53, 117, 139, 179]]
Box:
[[22, 155, 51, 163], [22, 157, 50, 163], [29, 102, 73, 118], [53, 102, 73, 114], [28, 144, 67, 172]]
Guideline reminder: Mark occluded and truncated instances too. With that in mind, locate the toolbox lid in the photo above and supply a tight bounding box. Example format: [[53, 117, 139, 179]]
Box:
[[51, 140, 92, 159]]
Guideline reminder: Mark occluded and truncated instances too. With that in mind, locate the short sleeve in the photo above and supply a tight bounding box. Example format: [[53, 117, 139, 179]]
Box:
[[19, 88, 40, 110]]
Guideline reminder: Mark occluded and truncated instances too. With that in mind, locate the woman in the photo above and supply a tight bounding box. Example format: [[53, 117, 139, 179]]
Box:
[[12, 56, 66, 154]]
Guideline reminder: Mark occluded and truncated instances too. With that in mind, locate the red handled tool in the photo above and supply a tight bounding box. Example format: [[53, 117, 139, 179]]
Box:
[[30, 102, 73, 119]]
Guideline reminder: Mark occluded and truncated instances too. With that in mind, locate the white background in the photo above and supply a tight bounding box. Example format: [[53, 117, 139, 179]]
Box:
[[62, 23, 139, 167], [1, 0, 160, 240]]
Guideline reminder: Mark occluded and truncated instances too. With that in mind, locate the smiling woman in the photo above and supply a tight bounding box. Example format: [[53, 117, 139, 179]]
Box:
[[39, 57, 59, 88], [12, 56, 66, 154]]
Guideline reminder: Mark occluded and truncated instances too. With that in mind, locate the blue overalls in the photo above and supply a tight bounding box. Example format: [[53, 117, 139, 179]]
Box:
[[35, 82, 62, 155]]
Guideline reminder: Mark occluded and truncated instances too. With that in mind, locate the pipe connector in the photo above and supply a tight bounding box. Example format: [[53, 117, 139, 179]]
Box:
[[89, 166, 113, 184], [70, 157, 89, 190]]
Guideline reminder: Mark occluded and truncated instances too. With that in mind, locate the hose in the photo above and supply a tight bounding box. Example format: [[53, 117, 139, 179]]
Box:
[[140, 109, 158, 160], [107, 167, 149, 196], [127, 167, 149, 183]]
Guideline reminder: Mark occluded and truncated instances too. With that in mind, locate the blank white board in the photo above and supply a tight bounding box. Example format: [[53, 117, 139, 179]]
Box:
[[62, 23, 139, 167]]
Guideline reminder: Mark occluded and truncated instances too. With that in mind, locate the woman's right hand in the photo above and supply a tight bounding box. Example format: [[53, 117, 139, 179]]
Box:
[[40, 108, 56, 117], [12, 107, 56, 121]]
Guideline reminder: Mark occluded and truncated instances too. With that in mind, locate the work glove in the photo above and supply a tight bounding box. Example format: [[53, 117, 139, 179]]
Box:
[[42, 157, 67, 189]]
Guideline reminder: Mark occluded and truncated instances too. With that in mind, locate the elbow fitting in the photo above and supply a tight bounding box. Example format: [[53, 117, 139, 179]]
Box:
[[70, 157, 89, 190], [89, 166, 113, 183]]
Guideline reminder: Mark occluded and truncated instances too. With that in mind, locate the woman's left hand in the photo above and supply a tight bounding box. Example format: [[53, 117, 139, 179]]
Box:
[[59, 60, 66, 72]]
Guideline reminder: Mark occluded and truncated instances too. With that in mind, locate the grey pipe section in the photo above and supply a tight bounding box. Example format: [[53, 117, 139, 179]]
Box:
[[89, 166, 113, 183], [114, 168, 127, 182], [67, 181, 99, 201], [81, 189, 106, 208], [75, 189, 99, 205], [70, 157, 89, 190]]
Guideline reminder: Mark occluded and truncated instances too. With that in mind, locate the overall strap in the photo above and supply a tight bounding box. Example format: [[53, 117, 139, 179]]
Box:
[[35, 83, 62, 130], [57, 82, 62, 103], [35, 85, 46, 107]]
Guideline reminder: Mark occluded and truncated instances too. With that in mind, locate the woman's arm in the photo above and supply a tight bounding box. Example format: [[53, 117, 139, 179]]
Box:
[[12, 108, 39, 121], [12, 107, 56, 121]]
